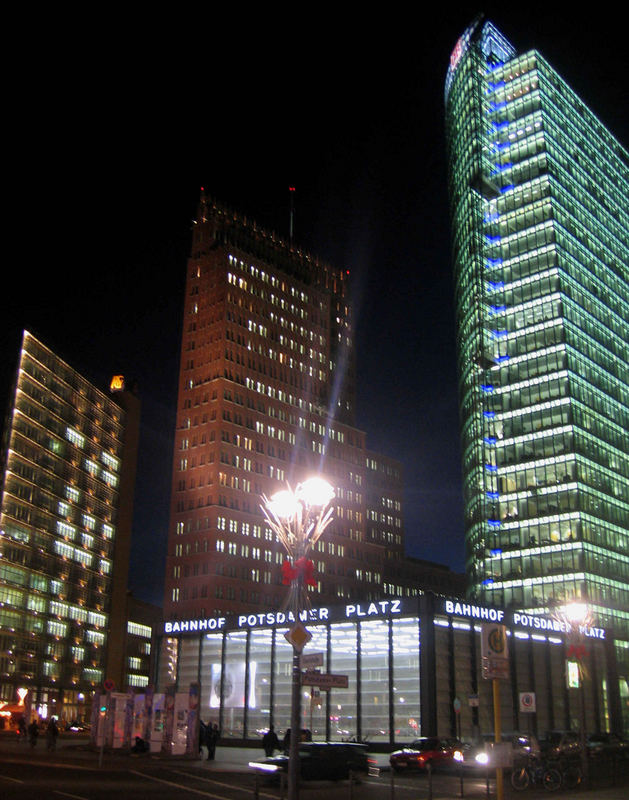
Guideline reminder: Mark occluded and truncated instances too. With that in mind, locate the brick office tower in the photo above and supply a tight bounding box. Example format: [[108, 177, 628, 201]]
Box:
[[163, 195, 408, 622]]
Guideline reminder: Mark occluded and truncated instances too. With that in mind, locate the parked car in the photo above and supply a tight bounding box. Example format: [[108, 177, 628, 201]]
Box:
[[458, 733, 540, 768], [587, 733, 629, 759], [389, 737, 458, 772], [540, 731, 581, 760], [250, 741, 374, 781]]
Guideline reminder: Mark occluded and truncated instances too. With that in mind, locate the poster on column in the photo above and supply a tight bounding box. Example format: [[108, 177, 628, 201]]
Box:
[[150, 693, 165, 752], [111, 693, 130, 748], [187, 683, 200, 756], [143, 687, 154, 743], [161, 686, 176, 755], [133, 694, 146, 739], [172, 692, 190, 755]]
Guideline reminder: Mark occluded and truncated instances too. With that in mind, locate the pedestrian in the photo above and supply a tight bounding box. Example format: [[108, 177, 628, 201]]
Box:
[[262, 724, 279, 757], [283, 728, 291, 755], [46, 717, 59, 751], [206, 722, 219, 760], [28, 719, 39, 748], [199, 720, 207, 756], [18, 714, 27, 742]]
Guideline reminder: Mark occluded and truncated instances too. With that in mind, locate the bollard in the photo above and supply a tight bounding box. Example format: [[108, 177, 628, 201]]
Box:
[[280, 771, 286, 800], [486, 767, 490, 799], [460, 761, 464, 797], [427, 761, 433, 800], [390, 765, 395, 800], [349, 769, 354, 800], [253, 772, 259, 800]]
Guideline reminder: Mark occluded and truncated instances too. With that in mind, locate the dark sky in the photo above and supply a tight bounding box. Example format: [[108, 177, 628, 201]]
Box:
[[4, 7, 627, 606]]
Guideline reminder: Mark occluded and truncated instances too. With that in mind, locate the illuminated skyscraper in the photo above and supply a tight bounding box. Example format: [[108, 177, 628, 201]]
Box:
[[0, 332, 140, 720], [445, 19, 628, 654]]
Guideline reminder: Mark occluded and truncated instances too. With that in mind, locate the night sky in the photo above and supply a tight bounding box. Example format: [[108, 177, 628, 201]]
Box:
[[4, 7, 627, 606]]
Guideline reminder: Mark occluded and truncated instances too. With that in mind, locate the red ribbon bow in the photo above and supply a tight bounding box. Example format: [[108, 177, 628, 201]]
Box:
[[282, 557, 316, 586]]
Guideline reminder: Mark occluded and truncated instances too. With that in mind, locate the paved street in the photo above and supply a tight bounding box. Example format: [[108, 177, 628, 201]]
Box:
[[1, 734, 628, 800]]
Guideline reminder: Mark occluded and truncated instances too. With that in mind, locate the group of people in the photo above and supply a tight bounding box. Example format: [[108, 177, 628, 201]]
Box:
[[17, 715, 59, 750], [199, 721, 219, 760], [262, 726, 311, 757]]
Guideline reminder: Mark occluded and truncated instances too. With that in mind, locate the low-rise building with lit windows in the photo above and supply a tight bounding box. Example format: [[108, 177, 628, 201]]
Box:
[[0, 332, 140, 722], [157, 594, 622, 745], [125, 596, 161, 690]]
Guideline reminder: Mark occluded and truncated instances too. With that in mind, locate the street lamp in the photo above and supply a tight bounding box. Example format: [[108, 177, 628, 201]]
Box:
[[261, 477, 334, 800]]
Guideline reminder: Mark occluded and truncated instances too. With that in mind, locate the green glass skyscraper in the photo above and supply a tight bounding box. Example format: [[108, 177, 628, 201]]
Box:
[[445, 17, 628, 706]]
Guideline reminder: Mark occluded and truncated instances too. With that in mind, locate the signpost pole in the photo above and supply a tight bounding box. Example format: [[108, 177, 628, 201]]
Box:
[[493, 679, 503, 800]]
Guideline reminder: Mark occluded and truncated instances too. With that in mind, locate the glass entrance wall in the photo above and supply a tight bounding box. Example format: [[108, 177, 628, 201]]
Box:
[[392, 616, 420, 741], [158, 598, 617, 742], [329, 623, 358, 740], [361, 619, 390, 741], [201, 633, 222, 728], [222, 630, 247, 737], [304, 625, 329, 738], [248, 628, 274, 736], [273, 628, 293, 735]]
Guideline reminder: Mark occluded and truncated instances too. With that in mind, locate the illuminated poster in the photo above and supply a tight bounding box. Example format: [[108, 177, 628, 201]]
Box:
[[209, 662, 257, 708]]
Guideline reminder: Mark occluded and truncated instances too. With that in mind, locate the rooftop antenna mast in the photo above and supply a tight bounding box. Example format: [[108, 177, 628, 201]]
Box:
[[289, 186, 295, 244]]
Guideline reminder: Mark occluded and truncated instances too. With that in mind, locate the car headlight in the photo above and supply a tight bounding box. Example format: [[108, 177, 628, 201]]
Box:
[[453, 750, 464, 762], [475, 752, 490, 765]]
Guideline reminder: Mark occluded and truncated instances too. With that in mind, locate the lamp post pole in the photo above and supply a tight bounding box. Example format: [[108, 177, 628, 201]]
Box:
[[261, 478, 334, 800], [560, 603, 591, 784]]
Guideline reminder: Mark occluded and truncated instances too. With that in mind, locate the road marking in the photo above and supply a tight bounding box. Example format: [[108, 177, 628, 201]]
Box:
[[170, 769, 278, 799], [1, 776, 24, 784], [53, 792, 89, 800], [129, 770, 232, 799]]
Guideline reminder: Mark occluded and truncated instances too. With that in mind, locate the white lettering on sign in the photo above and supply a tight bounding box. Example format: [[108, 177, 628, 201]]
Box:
[[165, 617, 226, 634], [445, 600, 504, 622], [345, 599, 401, 619]]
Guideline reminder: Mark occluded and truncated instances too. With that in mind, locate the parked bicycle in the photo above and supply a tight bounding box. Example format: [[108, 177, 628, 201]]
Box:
[[557, 758, 582, 790], [510, 756, 562, 791]]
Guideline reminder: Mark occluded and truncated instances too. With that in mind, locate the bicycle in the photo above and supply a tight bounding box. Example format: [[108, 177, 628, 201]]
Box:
[[557, 758, 582, 789], [510, 756, 561, 791]]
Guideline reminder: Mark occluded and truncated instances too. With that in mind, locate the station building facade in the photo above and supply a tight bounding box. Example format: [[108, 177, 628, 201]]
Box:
[[156, 594, 623, 745]]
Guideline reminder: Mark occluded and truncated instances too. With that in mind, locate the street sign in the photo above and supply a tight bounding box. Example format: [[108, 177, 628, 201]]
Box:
[[284, 622, 312, 652], [453, 697, 461, 714], [481, 624, 509, 680], [103, 679, 115, 692], [468, 694, 480, 707], [301, 672, 348, 689], [301, 652, 324, 669], [519, 692, 536, 713]]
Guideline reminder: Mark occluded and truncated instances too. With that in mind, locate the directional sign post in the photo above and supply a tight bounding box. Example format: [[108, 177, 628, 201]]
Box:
[[301, 672, 348, 690]]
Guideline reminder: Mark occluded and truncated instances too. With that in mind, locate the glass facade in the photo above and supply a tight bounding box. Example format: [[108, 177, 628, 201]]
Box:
[[0, 331, 128, 721], [157, 598, 619, 743], [445, 20, 629, 726]]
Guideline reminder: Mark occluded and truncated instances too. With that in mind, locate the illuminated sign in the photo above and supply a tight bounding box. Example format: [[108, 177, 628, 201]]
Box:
[[444, 600, 605, 639], [567, 661, 580, 689], [164, 599, 406, 636], [445, 600, 505, 622], [110, 375, 125, 392]]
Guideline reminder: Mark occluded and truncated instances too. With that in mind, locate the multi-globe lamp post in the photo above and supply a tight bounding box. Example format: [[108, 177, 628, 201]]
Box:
[[261, 477, 335, 800]]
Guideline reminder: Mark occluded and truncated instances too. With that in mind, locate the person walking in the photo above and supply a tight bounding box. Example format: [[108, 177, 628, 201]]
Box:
[[206, 723, 219, 760], [262, 724, 279, 757], [46, 717, 59, 751], [28, 719, 39, 748]]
